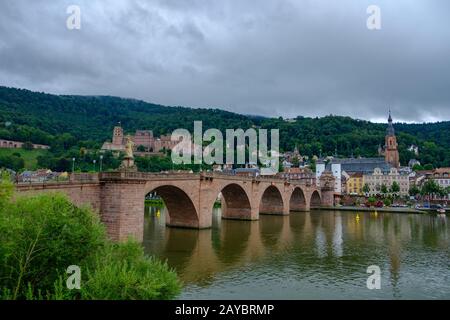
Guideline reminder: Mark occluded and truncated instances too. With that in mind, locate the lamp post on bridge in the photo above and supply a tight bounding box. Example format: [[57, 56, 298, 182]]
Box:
[[72, 158, 75, 173], [99, 155, 103, 172], [93, 159, 97, 172]]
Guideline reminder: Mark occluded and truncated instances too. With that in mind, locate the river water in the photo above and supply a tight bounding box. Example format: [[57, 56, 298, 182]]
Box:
[[143, 207, 450, 299]]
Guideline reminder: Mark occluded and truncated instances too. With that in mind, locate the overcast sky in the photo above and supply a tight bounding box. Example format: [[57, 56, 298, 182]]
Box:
[[0, 0, 449, 122]]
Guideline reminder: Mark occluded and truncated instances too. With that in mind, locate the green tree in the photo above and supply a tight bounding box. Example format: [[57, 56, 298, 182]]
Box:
[[367, 197, 377, 206], [137, 145, 146, 152], [445, 186, 450, 197], [420, 180, 443, 198], [362, 183, 370, 195], [309, 158, 316, 172], [291, 156, 299, 167], [409, 185, 420, 197], [391, 181, 400, 194], [381, 184, 388, 196], [0, 155, 25, 171]]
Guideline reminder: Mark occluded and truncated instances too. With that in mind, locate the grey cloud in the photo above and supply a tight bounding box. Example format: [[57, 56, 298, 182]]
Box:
[[0, 0, 449, 122]]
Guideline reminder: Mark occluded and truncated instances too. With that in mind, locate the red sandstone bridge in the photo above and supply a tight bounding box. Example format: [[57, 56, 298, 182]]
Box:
[[15, 172, 334, 241]]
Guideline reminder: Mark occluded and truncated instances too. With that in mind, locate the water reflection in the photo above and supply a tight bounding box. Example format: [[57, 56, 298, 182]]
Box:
[[143, 206, 450, 299]]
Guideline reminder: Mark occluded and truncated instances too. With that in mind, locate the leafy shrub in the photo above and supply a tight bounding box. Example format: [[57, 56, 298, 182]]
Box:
[[367, 197, 377, 205], [0, 193, 105, 299], [0, 182, 181, 300], [81, 241, 181, 300]]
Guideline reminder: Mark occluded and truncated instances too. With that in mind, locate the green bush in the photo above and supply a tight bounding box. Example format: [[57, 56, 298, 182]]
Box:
[[383, 198, 392, 207], [0, 193, 105, 299], [81, 241, 181, 300], [0, 182, 181, 300], [367, 197, 377, 204]]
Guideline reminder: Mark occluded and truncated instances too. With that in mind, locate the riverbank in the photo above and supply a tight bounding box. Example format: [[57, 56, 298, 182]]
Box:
[[319, 206, 427, 214]]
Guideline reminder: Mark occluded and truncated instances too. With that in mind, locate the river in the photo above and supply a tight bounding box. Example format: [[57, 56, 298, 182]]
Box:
[[143, 206, 450, 299]]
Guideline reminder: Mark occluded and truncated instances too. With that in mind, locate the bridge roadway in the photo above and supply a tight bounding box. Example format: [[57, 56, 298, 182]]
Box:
[[15, 171, 334, 241]]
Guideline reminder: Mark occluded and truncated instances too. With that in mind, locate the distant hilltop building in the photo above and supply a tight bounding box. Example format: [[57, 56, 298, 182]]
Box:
[[378, 111, 400, 168], [0, 138, 50, 150], [101, 124, 180, 153]]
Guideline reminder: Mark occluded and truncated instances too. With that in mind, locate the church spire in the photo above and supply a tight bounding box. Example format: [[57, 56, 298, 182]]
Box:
[[386, 109, 395, 136]]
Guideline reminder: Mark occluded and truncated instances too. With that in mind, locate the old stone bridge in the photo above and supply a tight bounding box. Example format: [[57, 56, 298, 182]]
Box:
[[15, 171, 334, 241]]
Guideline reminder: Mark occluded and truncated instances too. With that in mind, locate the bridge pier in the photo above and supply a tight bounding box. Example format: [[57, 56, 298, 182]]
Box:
[[100, 179, 146, 242], [221, 200, 259, 220]]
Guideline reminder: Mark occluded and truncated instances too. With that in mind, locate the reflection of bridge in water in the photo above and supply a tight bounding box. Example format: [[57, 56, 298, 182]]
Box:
[[145, 208, 344, 284], [15, 171, 334, 241], [146, 209, 448, 288]]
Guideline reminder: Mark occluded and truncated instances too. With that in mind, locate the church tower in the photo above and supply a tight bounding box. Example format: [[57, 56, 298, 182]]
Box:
[[384, 111, 400, 168]]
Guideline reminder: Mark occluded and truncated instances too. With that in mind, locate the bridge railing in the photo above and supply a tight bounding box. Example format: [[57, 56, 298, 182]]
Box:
[[70, 173, 99, 183], [54, 171, 317, 187], [99, 171, 202, 181], [15, 171, 317, 190], [201, 172, 314, 186]]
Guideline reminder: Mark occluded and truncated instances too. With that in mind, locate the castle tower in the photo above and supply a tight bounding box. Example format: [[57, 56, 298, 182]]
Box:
[[112, 124, 124, 146], [384, 111, 400, 168]]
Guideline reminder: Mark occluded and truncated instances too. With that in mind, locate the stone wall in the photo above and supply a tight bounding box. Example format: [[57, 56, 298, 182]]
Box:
[[15, 183, 101, 212]]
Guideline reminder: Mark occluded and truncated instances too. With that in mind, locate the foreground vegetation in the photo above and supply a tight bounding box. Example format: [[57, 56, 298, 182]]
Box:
[[0, 176, 181, 300]]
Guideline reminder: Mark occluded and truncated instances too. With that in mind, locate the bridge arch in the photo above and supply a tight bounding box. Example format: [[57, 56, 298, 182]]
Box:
[[310, 190, 322, 209], [213, 183, 253, 220], [259, 185, 284, 215], [146, 185, 199, 228], [289, 187, 307, 212]]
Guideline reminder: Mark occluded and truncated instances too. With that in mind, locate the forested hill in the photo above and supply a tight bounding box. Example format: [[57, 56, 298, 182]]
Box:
[[0, 86, 449, 167]]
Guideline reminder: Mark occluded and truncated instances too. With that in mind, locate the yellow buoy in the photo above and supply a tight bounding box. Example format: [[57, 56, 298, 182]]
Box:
[[156, 209, 161, 218]]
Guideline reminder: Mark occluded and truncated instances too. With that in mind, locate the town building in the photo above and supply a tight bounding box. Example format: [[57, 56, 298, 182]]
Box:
[[431, 168, 450, 189], [277, 167, 314, 185], [282, 146, 305, 168], [346, 172, 364, 195], [316, 157, 395, 194], [17, 170, 67, 183], [414, 168, 450, 189], [0, 139, 50, 150], [363, 167, 410, 196], [101, 124, 180, 153]]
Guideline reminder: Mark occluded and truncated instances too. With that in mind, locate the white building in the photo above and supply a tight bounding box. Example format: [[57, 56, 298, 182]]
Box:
[[363, 167, 410, 196]]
